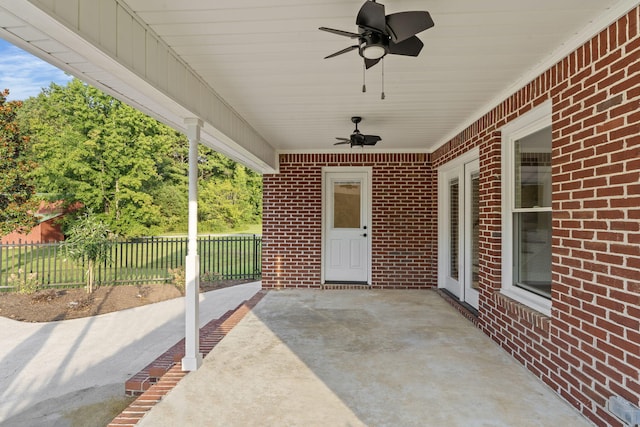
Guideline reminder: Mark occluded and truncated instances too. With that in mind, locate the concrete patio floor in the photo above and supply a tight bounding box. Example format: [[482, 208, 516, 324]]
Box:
[[137, 289, 590, 427]]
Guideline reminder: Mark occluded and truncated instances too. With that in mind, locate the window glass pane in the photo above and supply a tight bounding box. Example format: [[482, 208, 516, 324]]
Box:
[[514, 126, 552, 208], [449, 179, 459, 280], [333, 181, 361, 228], [513, 211, 552, 298], [471, 173, 480, 290]]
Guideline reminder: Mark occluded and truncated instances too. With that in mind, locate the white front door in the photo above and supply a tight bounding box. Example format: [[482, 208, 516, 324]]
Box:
[[438, 152, 480, 309], [323, 170, 370, 283]]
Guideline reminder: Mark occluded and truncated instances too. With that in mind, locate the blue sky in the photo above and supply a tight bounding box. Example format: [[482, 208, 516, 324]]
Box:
[[0, 38, 72, 101]]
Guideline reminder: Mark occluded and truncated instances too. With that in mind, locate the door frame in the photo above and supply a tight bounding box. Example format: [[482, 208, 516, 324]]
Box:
[[321, 166, 373, 285], [463, 158, 480, 309], [437, 148, 480, 307]]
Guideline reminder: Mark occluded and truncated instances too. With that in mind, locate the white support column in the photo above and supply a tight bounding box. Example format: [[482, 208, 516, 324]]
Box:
[[182, 118, 204, 371]]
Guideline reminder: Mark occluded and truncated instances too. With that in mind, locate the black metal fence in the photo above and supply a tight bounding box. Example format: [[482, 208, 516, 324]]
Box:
[[0, 235, 262, 291]]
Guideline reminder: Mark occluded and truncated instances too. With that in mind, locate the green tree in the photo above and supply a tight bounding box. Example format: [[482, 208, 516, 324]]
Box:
[[0, 89, 38, 236], [61, 210, 113, 293], [154, 138, 263, 233], [198, 162, 262, 231], [19, 79, 263, 237], [19, 79, 182, 237]]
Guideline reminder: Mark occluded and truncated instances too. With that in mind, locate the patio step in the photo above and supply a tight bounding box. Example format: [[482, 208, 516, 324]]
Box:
[[124, 290, 267, 396]]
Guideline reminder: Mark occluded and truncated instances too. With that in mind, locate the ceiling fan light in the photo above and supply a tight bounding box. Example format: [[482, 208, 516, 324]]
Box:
[[362, 44, 386, 59]]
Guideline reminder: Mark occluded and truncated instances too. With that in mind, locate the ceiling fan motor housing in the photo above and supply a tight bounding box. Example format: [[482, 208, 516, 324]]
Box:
[[333, 116, 381, 147], [359, 32, 388, 59]]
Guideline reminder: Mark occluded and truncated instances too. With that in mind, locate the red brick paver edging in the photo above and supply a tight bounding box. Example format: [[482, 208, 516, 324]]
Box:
[[108, 290, 267, 427]]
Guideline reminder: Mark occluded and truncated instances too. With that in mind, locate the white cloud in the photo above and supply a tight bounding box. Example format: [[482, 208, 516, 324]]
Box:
[[0, 39, 72, 101]]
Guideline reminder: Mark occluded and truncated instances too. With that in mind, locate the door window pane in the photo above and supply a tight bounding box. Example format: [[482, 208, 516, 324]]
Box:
[[449, 179, 459, 280], [514, 126, 552, 209], [333, 182, 361, 228], [471, 173, 480, 290]]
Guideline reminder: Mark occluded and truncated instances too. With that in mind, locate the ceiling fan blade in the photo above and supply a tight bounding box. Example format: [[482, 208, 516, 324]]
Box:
[[364, 57, 381, 69], [325, 45, 359, 59], [334, 140, 352, 145], [388, 36, 423, 57], [319, 27, 361, 38], [356, 1, 386, 32], [363, 135, 381, 145], [385, 11, 434, 43]]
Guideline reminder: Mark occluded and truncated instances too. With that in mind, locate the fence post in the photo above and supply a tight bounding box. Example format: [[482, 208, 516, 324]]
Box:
[[253, 234, 259, 280], [18, 239, 22, 279]]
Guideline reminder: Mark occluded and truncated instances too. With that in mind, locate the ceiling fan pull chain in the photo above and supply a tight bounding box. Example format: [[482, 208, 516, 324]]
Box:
[[381, 58, 385, 100], [362, 63, 367, 93]]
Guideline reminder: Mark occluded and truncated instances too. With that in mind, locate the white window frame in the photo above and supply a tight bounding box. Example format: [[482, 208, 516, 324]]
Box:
[[501, 101, 552, 316]]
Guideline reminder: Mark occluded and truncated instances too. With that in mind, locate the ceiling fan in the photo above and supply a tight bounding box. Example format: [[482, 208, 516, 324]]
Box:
[[319, 0, 434, 69], [334, 117, 381, 147]]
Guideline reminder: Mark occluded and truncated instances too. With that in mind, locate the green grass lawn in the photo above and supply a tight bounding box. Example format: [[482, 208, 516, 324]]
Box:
[[158, 223, 262, 237]]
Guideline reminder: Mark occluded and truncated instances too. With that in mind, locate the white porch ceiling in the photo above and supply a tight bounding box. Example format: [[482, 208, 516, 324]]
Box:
[[0, 0, 636, 171]]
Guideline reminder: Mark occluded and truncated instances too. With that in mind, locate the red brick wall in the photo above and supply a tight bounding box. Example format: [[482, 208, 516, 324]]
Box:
[[263, 153, 436, 289], [432, 7, 639, 426]]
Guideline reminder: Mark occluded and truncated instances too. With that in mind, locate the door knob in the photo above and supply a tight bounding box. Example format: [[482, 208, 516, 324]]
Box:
[[361, 233, 367, 237]]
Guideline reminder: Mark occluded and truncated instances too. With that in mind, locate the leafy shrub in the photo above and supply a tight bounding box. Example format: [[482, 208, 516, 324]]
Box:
[[8, 269, 39, 294], [169, 266, 185, 295], [201, 271, 222, 283]]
